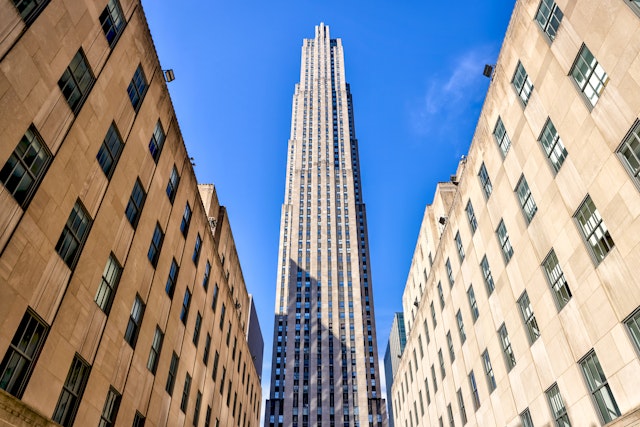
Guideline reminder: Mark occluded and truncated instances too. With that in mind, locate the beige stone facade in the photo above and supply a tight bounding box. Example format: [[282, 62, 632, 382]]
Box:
[[394, 0, 640, 426], [0, 1, 261, 426]]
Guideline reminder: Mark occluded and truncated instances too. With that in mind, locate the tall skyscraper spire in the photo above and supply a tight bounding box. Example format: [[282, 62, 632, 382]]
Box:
[[264, 23, 387, 427]]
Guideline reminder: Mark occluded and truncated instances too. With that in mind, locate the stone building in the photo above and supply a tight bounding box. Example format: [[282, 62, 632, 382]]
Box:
[[0, 1, 262, 426], [383, 313, 407, 427], [393, 0, 640, 426]]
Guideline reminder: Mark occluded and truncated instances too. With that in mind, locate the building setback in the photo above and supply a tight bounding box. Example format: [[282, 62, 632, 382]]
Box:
[[264, 23, 387, 427], [393, 0, 640, 426], [383, 313, 406, 427], [0, 1, 262, 426]]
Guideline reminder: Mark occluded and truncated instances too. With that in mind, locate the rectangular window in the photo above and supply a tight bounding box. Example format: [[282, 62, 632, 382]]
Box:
[[133, 412, 145, 427], [166, 165, 180, 203], [512, 61, 533, 106], [539, 118, 568, 173], [58, 49, 95, 114], [480, 255, 495, 295], [579, 351, 620, 423], [220, 303, 226, 329], [0, 309, 49, 398], [52, 355, 91, 427], [55, 200, 92, 269], [617, 120, 640, 188], [202, 261, 211, 291], [193, 312, 202, 346], [166, 352, 179, 395], [437, 282, 445, 309], [467, 285, 479, 322], [445, 259, 454, 288], [520, 409, 533, 427], [546, 383, 571, 426], [438, 349, 446, 378], [571, 44, 608, 107], [431, 365, 437, 392], [482, 350, 496, 392], [446, 331, 455, 362], [498, 323, 516, 371], [212, 351, 220, 382], [535, 0, 563, 41], [124, 295, 145, 348], [181, 203, 192, 237], [478, 163, 492, 198], [12, 0, 50, 25], [147, 326, 163, 374], [99, 0, 125, 47], [493, 117, 511, 156], [0, 125, 52, 208], [212, 283, 220, 312], [98, 387, 121, 427], [125, 179, 146, 228], [147, 223, 164, 268], [165, 258, 179, 299], [496, 219, 514, 263], [203, 333, 211, 365], [465, 200, 478, 233], [574, 195, 614, 263], [469, 371, 480, 410], [518, 291, 540, 344], [180, 289, 191, 324], [128, 65, 148, 112], [516, 175, 538, 223], [424, 319, 430, 344], [542, 249, 572, 310], [193, 233, 202, 264], [95, 254, 122, 314], [96, 123, 123, 178], [457, 388, 467, 424], [180, 373, 191, 412], [149, 121, 165, 163], [456, 310, 466, 344], [194, 390, 202, 426], [625, 307, 640, 353], [455, 231, 465, 261]]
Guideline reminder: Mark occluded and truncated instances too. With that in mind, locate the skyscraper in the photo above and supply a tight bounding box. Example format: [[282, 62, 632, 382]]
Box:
[[383, 313, 406, 427], [264, 23, 386, 427]]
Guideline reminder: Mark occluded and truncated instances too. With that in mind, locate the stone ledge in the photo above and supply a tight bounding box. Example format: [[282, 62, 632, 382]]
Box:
[[0, 389, 58, 427]]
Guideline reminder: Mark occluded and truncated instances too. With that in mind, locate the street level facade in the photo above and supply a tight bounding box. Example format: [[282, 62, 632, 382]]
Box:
[[393, 0, 640, 426]]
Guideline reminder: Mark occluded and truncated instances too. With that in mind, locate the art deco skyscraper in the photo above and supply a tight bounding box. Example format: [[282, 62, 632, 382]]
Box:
[[264, 23, 386, 427]]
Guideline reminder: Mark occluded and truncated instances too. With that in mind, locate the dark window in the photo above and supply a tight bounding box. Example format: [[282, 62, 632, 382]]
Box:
[[165, 258, 179, 299], [212, 283, 220, 312], [478, 163, 492, 198], [580, 351, 620, 423], [220, 303, 226, 329], [535, 0, 563, 41], [512, 61, 533, 106], [52, 355, 91, 427], [96, 123, 123, 178], [496, 219, 514, 263], [166, 166, 180, 203], [469, 370, 480, 410], [625, 306, 640, 353], [515, 175, 538, 223], [180, 202, 192, 237], [212, 351, 220, 381], [546, 383, 570, 426], [193, 312, 202, 346], [99, 0, 125, 47], [193, 390, 202, 426], [125, 179, 146, 228], [202, 261, 211, 291], [95, 254, 122, 314], [12, 0, 50, 25], [498, 324, 516, 371], [539, 118, 568, 173], [58, 49, 95, 114], [193, 234, 202, 264], [542, 249, 572, 310], [180, 373, 191, 412], [574, 195, 614, 263], [493, 117, 511, 156], [98, 387, 121, 427], [147, 223, 164, 267], [124, 295, 145, 348], [165, 352, 179, 395], [133, 412, 146, 427], [148, 121, 165, 163], [127, 65, 147, 112], [147, 326, 163, 374], [0, 125, 51, 208], [480, 255, 495, 295], [570, 44, 609, 107], [0, 309, 49, 398], [180, 288, 191, 324], [467, 285, 479, 322], [55, 200, 92, 269], [465, 200, 477, 233], [203, 333, 211, 365], [617, 120, 640, 188], [518, 291, 540, 344]]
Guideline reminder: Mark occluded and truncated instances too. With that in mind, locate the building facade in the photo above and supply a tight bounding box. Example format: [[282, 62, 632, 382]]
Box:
[[383, 313, 406, 427], [393, 0, 640, 426], [0, 1, 261, 426], [264, 23, 387, 427]]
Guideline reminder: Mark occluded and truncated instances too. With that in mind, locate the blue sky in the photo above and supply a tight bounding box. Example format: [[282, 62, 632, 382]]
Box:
[[141, 0, 515, 404]]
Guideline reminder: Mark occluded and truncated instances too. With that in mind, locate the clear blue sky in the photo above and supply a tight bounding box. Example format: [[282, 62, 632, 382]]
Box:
[[141, 0, 515, 405]]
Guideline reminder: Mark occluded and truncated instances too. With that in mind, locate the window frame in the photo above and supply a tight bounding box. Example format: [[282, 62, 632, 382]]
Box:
[[99, 0, 125, 48], [98, 386, 121, 427], [493, 117, 511, 157], [515, 175, 538, 223], [58, 49, 95, 115], [498, 323, 516, 371], [624, 306, 640, 355], [55, 200, 92, 269], [518, 291, 540, 344], [149, 120, 165, 163], [542, 249, 572, 310], [616, 120, 640, 190], [125, 178, 146, 228], [467, 285, 479, 322], [147, 222, 164, 268], [574, 195, 615, 264], [96, 123, 124, 179], [166, 165, 180, 203], [147, 326, 164, 374], [480, 255, 495, 295], [538, 117, 568, 173], [496, 219, 514, 263], [165, 258, 180, 299], [465, 200, 477, 233], [12, 0, 51, 26], [570, 44, 609, 108], [478, 163, 493, 198], [512, 61, 534, 106], [535, 0, 564, 42], [94, 253, 122, 314], [52, 354, 91, 427], [579, 350, 620, 423], [124, 294, 145, 348], [127, 64, 148, 112], [546, 383, 571, 426]]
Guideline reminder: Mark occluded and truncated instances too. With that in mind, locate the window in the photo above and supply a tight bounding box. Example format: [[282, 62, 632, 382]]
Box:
[[125, 179, 146, 228], [99, 387, 121, 427], [52, 355, 91, 427], [11, 0, 50, 25], [496, 219, 514, 263], [97, 123, 123, 178], [465, 200, 477, 233], [546, 383, 570, 427], [194, 390, 202, 426], [498, 324, 516, 371], [456, 310, 466, 344], [455, 231, 465, 261], [437, 282, 445, 309], [574, 195, 614, 263], [193, 312, 202, 346], [0, 125, 52, 208], [212, 283, 220, 312], [469, 371, 480, 410], [467, 285, 479, 322], [165, 258, 179, 299], [58, 49, 95, 114], [181, 373, 191, 412], [0, 309, 49, 398], [480, 255, 495, 295], [220, 303, 226, 329], [133, 412, 146, 427], [516, 175, 537, 223], [535, 0, 563, 41], [478, 163, 492, 198], [124, 295, 145, 348], [202, 261, 211, 291], [625, 307, 640, 352], [193, 233, 202, 264], [455, 388, 466, 425], [520, 409, 534, 427], [128, 65, 148, 112], [570, 45, 608, 107], [212, 351, 220, 381], [430, 302, 437, 327], [149, 121, 165, 163], [166, 166, 180, 203], [147, 223, 164, 268], [539, 118, 568, 173], [438, 349, 446, 378], [542, 250, 572, 310], [180, 289, 191, 324], [431, 365, 437, 392], [55, 200, 92, 269], [203, 333, 211, 365], [482, 350, 496, 392], [493, 117, 511, 156], [95, 254, 122, 314], [147, 326, 163, 374], [512, 61, 533, 106], [166, 352, 179, 395], [617, 120, 640, 188], [181, 203, 192, 237], [518, 291, 540, 344], [446, 259, 454, 287], [579, 351, 620, 423], [446, 331, 455, 362], [99, 0, 125, 47], [627, 0, 640, 17]]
